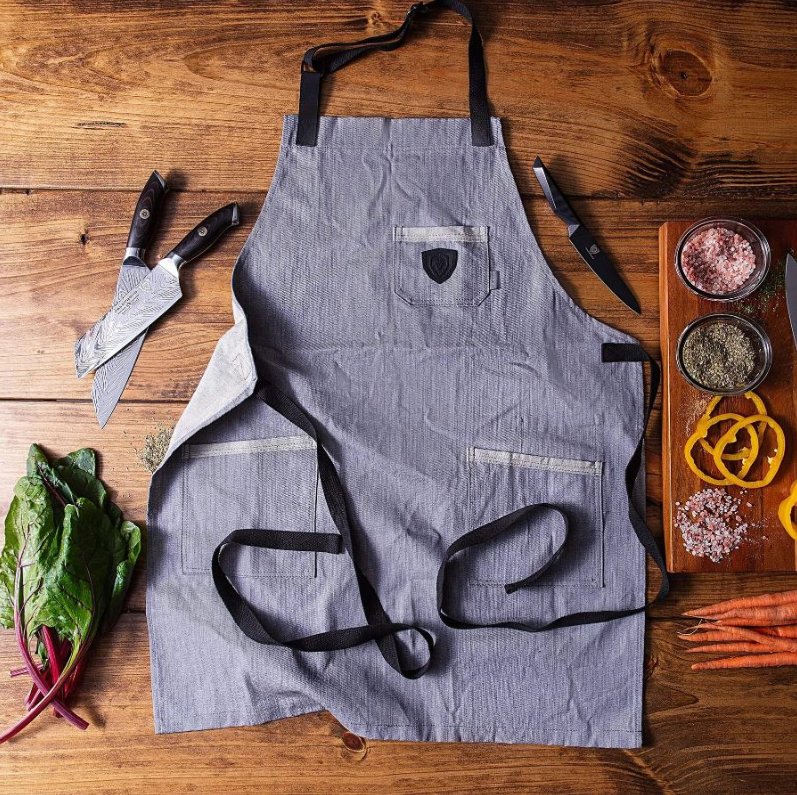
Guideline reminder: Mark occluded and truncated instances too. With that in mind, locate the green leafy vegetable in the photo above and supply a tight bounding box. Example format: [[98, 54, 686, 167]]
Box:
[[0, 444, 142, 742]]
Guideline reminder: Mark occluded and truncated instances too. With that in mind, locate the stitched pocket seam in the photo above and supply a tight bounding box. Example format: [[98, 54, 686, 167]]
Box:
[[468, 446, 602, 476], [182, 435, 315, 459], [393, 225, 488, 243]]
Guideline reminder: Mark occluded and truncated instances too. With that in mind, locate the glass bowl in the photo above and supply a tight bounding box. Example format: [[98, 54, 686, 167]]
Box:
[[675, 217, 770, 301], [675, 313, 772, 395]]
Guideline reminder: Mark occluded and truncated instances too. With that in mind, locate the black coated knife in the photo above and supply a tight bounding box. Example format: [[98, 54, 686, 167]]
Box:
[[532, 157, 641, 315], [785, 251, 797, 351]]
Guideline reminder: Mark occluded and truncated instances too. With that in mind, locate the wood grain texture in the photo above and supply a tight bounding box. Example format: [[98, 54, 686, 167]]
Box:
[[2, 0, 797, 791], [660, 220, 797, 572], [2, 615, 797, 795], [6, 190, 797, 402], [1, 1, 797, 197]]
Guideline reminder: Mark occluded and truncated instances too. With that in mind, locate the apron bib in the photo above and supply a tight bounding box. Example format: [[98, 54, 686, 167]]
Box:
[[147, 0, 666, 747]]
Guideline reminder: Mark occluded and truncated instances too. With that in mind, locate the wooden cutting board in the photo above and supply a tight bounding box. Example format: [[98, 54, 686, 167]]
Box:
[[660, 219, 797, 572]]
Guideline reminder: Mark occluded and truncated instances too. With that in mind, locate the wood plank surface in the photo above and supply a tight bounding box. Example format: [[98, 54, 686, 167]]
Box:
[[1, 1, 797, 197], [6, 190, 797, 402], [3, 615, 797, 795], [660, 220, 797, 572], [2, 0, 797, 792]]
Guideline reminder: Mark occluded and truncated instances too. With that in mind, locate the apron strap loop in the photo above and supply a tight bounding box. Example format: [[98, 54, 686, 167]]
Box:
[[295, 0, 492, 147], [212, 344, 665, 670], [436, 343, 669, 632], [211, 380, 434, 680]]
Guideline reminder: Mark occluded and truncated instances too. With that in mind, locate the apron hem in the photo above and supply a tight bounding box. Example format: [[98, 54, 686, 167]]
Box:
[[154, 703, 641, 748]]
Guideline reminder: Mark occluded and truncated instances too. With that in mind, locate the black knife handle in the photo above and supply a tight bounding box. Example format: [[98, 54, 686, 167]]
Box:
[[126, 170, 168, 251], [167, 203, 240, 265], [532, 157, 581, 228]]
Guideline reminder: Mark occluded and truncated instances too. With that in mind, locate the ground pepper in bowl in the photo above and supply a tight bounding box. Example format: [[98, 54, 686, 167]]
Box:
[[680, 320, 756, 391]]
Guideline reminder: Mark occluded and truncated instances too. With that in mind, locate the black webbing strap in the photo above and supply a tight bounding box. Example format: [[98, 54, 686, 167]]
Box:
[[212, 343, 666, 675], [296, 0, 492, 147], [437, 343, 669, 632], [212, 380, 434, 679]]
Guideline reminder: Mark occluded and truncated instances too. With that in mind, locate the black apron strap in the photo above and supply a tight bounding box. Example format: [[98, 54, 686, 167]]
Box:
[[436, 343, 669, 632], [212, 381, 434, 680], [296, 0, 492, 147], [212, 343, 665, 674]]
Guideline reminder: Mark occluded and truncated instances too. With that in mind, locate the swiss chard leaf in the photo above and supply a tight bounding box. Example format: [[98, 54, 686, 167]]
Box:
[[1, 444, 143, 742], [33, 499, 118, 647], [52, 461, 107, 512], [101, 521, 141, 633], [0, 476, 62, 630], [54, 448, 96, 477], [25, 444, 49, 478], [2, 446, 142, 643]]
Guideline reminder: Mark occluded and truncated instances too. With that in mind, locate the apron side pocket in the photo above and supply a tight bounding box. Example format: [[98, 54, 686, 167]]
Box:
[[466, 445, 605, 589], [178, 435, 319, 579], [392, 225, 491, 307]]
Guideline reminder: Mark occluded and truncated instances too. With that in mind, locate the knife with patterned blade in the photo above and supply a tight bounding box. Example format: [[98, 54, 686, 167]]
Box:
[[74, 202, 240, 378], [532, 157, 641, 315], [91, 170, 168, 428]]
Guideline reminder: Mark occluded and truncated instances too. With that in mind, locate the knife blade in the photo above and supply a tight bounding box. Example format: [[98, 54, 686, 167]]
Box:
[[785, 252, 797, 350], [74, 202, 240, 378], [91, 170, 169, 428], [532, 157, 641, 315]]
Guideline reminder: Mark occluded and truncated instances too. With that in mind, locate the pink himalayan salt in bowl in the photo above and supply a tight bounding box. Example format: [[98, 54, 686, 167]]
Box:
[[675, 218, 770, 300]]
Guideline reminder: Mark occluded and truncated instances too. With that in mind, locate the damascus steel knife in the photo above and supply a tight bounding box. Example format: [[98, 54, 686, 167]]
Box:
[[532, 157, 641, 315], [74, 202, 240, 378], [785, 252, 797, 352], [91, 170, 168, 428]]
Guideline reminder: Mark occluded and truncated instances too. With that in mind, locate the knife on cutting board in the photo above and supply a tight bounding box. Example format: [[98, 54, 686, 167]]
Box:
[[532, 157, 641, 315], [785, 251, 797, 350], [91, 170, 168, 428], [74, 202, 240, 379]]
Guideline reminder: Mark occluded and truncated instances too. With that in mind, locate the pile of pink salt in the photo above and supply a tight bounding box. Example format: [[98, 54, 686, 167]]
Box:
[[675, 488, 750, 563], [680, 226, 757, 295]]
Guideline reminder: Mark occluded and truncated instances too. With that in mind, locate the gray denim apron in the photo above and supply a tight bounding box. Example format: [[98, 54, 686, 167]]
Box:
[[147, 0, 666, 748]]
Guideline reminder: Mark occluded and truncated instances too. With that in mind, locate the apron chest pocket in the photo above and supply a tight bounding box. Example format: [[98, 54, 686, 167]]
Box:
[[467, 446, 605, 588], [179, 436, 319, 578], [392, 225, 491, 307]]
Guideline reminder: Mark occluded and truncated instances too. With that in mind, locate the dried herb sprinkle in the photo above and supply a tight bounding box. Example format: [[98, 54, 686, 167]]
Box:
[[681, 321, 756, 391], [137, 425, 173, 473]]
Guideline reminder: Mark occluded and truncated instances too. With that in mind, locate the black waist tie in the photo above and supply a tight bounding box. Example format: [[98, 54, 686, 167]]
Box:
[[212, 379, 434, 680], [212, 342, 668, 676], [437, 343, 669, 632]]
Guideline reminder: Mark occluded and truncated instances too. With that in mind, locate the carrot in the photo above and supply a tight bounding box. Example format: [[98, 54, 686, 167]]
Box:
[[687, 642, 776, 654], [684, 588, 797, 617], [759, 626, 797, 639], [685, 624, 797, 651], [679, 631, 760, 644], [691, 652, 797, 670], [711, 603, 797, 623], [716, 618, 797, 628]]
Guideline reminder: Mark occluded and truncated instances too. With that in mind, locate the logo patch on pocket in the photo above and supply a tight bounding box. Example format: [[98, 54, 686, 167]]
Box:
[[422, 248, 458, 284]]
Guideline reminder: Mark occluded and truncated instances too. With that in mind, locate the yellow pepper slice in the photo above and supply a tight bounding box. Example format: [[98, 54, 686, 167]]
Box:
[[712, 414, 785, 489], [699, 392, 767, 461], [684, 412, 760, 486], [778, 480, 797, 541]]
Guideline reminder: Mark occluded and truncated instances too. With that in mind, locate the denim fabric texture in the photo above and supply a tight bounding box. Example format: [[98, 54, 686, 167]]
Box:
[[146, 115, 647, 747]]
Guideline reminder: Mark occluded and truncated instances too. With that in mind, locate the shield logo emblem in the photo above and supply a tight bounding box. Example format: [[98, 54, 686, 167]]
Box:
[[422, 248, 458, 284]]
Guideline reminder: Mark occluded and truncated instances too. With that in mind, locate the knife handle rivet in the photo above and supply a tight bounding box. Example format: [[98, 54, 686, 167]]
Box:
[[198, 226, 208, 237], [139, 208, 150, 220]]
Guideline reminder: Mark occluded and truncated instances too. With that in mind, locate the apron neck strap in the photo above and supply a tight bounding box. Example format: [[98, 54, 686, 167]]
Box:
[[295, 0, 493, 147]]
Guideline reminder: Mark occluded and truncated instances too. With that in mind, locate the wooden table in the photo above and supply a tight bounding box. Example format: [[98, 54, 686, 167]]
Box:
[[1, 1, 797, 792]]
